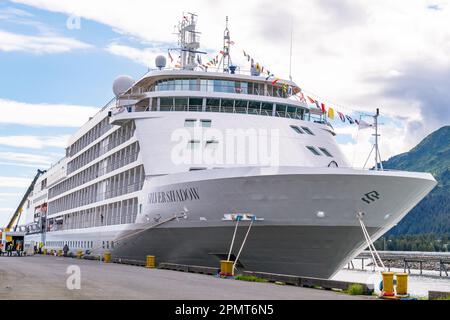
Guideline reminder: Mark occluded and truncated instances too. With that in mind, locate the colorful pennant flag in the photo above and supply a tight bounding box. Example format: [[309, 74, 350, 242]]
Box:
[[358, 119, 373, 129], [307, 96, 316, 104], [346, 115, 354, 124], [328, 107, 335, 120], [321, 103, 326, 113], [338, 112, 346, 122]]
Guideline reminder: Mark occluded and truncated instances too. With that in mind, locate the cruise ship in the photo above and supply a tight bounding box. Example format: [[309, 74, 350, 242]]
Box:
[[12, 14, 436, 278]]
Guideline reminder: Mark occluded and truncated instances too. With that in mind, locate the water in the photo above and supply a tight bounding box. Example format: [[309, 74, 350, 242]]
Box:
[[332, 259, 450, 297]]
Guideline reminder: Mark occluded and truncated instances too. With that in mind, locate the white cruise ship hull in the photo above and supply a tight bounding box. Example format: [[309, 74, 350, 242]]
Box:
[[84, 166, 436, 278]]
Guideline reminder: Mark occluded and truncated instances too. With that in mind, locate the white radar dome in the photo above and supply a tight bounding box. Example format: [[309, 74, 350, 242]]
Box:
[[113, 75, 135, 97], [155, 55, 167, 69]]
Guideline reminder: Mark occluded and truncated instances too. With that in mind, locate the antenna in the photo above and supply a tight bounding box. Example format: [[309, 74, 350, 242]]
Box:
[[363, 108, 384, 171], [175, 13, 206, 70], [222, 16, 232, 73], [373, 108, 383, 171]]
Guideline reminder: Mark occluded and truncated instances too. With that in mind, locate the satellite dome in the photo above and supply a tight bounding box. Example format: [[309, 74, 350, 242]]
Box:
[[113, 75, 135, 97], [155, 55, 167, 70]]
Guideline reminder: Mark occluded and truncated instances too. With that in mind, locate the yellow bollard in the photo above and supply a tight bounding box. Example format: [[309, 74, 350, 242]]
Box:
[[396, 273, 408, 296], [220, 260, 234, 277], [146, 255, 155, 268], [43, 248, 47, 255], [382, 272, 395, 296], [76, 250, 83, 259], [50, 249, 54, 256], [103, 251, 111, 263], [57, 249, 63, 257]]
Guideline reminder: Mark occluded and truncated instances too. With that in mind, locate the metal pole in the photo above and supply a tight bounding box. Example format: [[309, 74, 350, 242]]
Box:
[[374, 108, 380, 170]]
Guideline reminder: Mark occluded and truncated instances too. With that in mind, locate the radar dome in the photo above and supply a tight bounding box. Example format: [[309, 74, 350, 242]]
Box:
[[113, 75, 135, 97], [155, 55, 167, 69]]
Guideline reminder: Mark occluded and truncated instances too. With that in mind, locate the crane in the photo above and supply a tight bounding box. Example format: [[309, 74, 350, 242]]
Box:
[[1, 169, 46, 241]]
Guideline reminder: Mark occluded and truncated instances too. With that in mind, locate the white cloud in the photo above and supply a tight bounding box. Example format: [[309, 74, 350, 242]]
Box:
[[106, 43, 161, 67], [0, 135, 69, 149], [0, 98, 99, 127], [9, 0, 450, 160], [0, 176, 32, 188], [0, 29, 92, 53], [0, 151, 54, 166]]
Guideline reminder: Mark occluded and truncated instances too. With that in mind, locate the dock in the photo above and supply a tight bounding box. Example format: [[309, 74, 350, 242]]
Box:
[[0, 255, 373, 300], [353, 251, 450, 276]]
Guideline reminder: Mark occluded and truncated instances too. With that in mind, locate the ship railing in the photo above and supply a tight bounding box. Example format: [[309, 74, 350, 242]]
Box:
[[127, 104, 309, 122], [144, 66, 289, 80], [48, 151, 140, 199], [47, 180, 144, 216], [135, 84, 293, 99]]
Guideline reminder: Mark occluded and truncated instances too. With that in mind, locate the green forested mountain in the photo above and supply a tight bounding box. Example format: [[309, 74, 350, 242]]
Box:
[[382, 126, 450, 236]]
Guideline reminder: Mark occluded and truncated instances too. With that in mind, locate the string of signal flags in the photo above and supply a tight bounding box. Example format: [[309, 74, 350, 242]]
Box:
[[167, 46, 375, 129], [242, 50, 374, 129]]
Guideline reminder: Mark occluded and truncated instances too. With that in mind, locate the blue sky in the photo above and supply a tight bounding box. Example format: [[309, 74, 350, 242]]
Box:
[[1, 0, 449, 226]]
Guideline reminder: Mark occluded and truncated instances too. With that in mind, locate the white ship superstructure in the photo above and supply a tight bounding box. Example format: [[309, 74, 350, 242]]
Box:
[[16, 15, 436, 278]]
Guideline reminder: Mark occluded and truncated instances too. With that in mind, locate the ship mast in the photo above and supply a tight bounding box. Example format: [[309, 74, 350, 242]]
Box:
[[177, 13, 203, 70], [222, 16, 232, 73]]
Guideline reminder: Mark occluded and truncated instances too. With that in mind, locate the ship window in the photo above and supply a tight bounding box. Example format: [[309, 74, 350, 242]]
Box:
[[175, 98, 188, 110], [319, 147, 333, 157], [306, 146, 321, 156], [160, 98, 174, 111], [221, 99, 234, 112], [235, 100, 248, 113], [200, 119, 212, 127], [184, 119, 196, 127], [206, 139, 219, 145], [262, 103, 274, 116], [275, 105, 287, 117], [290, 126, 304, 134], [206, 98, 220, 112], [189, 98, 203, 111], [248, 101, 261, 115], [189, 168, 207, 171], [302, 127, 314, 135]]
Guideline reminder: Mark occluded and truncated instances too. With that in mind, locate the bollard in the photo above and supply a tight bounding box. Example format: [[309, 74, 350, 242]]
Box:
[[43, 248, 47, 255], [382, 272, 395, 296], [76, 250, 83, 259], [146, 255, 155, 268], [50, 249, 54, 256], [220, 260, 234, 277], [396, 273, 408, 296], [103, 251, 111, 263], [57, 249, 63, 257]]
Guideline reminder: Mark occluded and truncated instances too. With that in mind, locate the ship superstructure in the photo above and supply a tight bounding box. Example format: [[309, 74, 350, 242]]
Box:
[[15, 14, 436, 278]]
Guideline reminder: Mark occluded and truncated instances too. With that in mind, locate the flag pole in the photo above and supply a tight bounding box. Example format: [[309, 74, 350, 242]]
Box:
[[289, 16, 293, 81]]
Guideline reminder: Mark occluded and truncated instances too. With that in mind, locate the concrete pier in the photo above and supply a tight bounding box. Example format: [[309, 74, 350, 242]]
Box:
[[0, 255, 371, 300]]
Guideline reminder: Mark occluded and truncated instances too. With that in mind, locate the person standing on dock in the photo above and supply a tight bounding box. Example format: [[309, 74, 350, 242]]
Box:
[[63, 243, 69, 257], [0, 242, 3, 256], [7, 242, 13, 257], [16, 241, 22, 257]]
